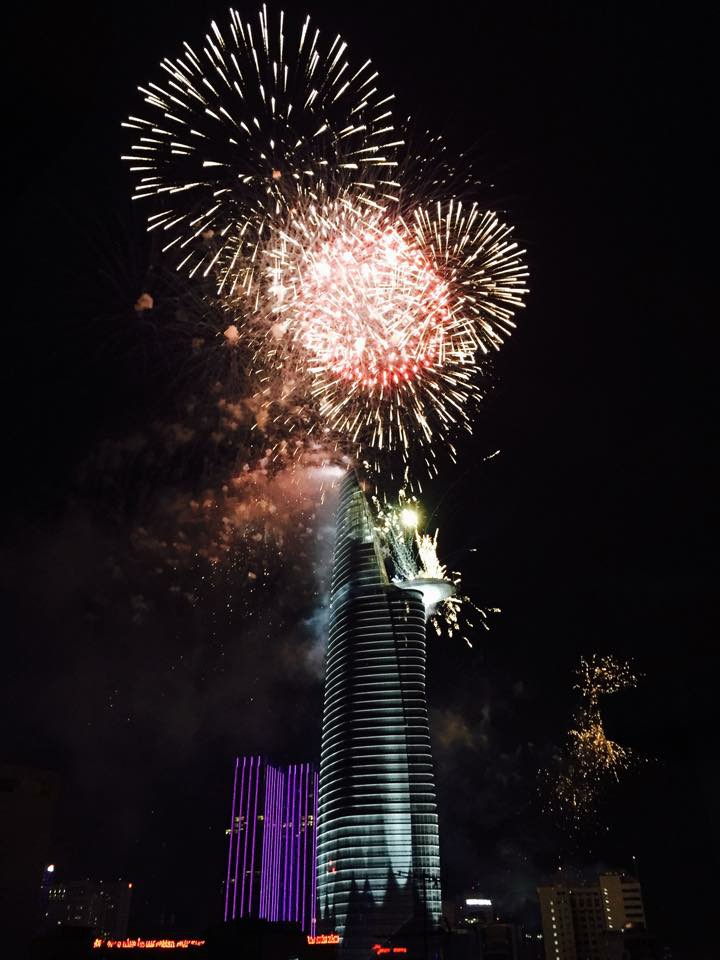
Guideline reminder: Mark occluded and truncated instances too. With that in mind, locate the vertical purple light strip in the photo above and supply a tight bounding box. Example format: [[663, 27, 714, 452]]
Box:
[[248, 756, 261, 915], [300, 763, 310, 933], [299, 764, 306, 928], [239, 756, 254, 917], [259, 766, 267, 918], [293, 764, 299, 920], [282, 768, 291, 920], [270, 766, 278, 919], [258, 768, 264, 919], [259, 765, 271, 919], [310, 770, 319, 936], [290, 764, 298, 920], [232, 757, 247, 920], [270, 769, 278, 921], [301, 765, 308, 922], [294, 764, 301, 924], [267, 770, 274, 921], [295, 764, 301, 922], [270, 765, 278, 919], [287, 765, 293, 921], [224, 758, 239, 922], [289, 764, 295, 922], [271, 768, 278, 919], [266, 768, 275, 921], [280, 767, 286, 921], [273, 768, 283, 921]]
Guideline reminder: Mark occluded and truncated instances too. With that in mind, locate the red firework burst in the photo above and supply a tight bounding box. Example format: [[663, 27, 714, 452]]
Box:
[[286, 223, 455, 390]]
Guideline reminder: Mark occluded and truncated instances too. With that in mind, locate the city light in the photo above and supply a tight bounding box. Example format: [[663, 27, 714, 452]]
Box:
[[92, 939, 206, 950]]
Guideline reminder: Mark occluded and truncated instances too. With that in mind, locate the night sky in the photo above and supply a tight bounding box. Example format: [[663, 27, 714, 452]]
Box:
[[3, 2, 714, 957]]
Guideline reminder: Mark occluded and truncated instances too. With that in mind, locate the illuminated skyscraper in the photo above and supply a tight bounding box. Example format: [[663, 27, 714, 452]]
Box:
[[224, 757, 318, 933], [317, 474, 446, 951]]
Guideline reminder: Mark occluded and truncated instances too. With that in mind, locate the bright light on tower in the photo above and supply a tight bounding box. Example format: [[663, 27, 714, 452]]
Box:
[[400, 508, 419, 529]]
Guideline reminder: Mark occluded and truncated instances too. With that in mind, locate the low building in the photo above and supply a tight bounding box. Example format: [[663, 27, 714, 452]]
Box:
[[43, 878, 132, 939], [599, 927, 661, 960], [0, 764, 59, 950], [458, 894, 495, 928], [482, 921, 520, 959]]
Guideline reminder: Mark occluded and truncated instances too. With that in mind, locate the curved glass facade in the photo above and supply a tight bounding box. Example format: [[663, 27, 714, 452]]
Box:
[[317, 475, 441, 950]]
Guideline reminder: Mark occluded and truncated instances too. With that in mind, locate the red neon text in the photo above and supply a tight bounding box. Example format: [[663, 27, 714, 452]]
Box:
[[92, 939, 206, 950], [307, 933, 341, 945], [371, 947, 408, 956]]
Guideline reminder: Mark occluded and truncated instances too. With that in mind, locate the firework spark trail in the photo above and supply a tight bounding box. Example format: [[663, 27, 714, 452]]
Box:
[[576, 653, 637, 706], [545, 655, 640, 827], [373, 490, 422, 580], [122, 5, 402, 291], [409, 200, 529, 350], [416, 531, 446, 580]]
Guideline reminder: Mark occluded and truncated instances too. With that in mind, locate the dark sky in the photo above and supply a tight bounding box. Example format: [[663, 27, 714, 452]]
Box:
[[3, 2, 714, 957]]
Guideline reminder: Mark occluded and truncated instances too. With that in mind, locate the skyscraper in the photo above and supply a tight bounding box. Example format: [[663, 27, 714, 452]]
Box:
[[317, 474, 445, 952], [224, 757, 318, 933]]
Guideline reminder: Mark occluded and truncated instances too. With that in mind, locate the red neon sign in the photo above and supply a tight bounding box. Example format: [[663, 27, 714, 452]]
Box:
[[307, 933, 341, 945], [92, 938, 206, 950], [371, 946, 408, 955]]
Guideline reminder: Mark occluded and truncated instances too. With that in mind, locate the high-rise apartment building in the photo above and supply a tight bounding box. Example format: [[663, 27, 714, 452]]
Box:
[[538, 872, 647, 960], [316, 474, 445, 953], [598, 873, 645, 932], [224, 756, 318, 933]]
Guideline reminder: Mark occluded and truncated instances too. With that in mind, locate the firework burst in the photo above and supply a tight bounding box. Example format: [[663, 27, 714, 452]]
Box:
[[232, 196, 528, 469], [545, 655, 640, 827], [123, 5, 401, 288], [258, 200, 477, 455], [122, 7, 529, 475], [408, 200, 528, 351]]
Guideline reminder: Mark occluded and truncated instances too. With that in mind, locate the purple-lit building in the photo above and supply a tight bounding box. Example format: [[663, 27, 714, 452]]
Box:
[[223, 757, 318, 934]]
